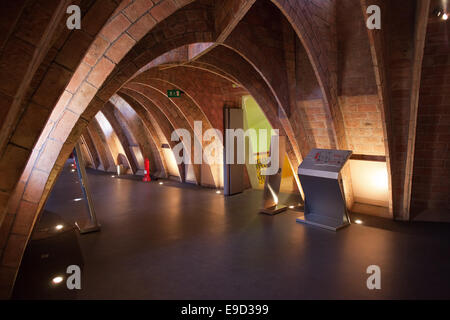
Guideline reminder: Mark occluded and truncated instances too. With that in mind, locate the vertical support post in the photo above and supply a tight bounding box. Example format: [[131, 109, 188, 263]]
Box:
[[223, 106, 244, 196], [74, 143, 101, 234], [260, 135, 287, 215]]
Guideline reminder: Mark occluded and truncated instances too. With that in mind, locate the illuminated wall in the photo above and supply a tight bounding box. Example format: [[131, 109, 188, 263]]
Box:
[[242, 96, 297, 192]]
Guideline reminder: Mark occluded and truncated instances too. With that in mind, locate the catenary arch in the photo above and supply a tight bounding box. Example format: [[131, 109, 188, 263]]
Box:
[[0, 0, 331, 297]]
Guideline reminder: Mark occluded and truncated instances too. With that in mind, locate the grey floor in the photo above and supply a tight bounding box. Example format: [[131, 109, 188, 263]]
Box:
[[12, 162, 450, 299]]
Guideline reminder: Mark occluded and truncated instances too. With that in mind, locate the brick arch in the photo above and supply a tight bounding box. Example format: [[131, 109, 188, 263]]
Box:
[[195, 46, 303, 180], [131, 44, 305, 187], [114, 92, 171, 178], [0, 0, 211, 297], [80, 131, 101, 170], [0, 0, 335, 296], [128, 75, 226, 187], [87, 118, 117, 172], [119, 89, 187, 182], [105, 98, 159, 175], [102, 102, 139, 174], [122, 83, 203, 185]]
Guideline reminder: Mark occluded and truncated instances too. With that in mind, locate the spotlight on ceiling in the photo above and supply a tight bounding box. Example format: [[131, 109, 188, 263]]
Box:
[[289, 205, 295, 209], [354, 219, 363, 225], [434, 8, 443, 17], [159, 182, 163, 185], [55, 224, 64, 230], [216, 190, 221, 194], [52, 276, 64, 285], [73, 198, 83, 202], [433, 8, 448, 20]]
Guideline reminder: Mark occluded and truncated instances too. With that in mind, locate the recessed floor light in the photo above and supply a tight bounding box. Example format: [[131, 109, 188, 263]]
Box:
[[159, 182, 163, 185], [354, 219, 363, 225], [216, 190, 221, 194], [52, 276, 64, 284]]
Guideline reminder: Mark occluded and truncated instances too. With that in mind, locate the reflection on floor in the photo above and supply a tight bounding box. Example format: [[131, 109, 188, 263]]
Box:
[[12, 162, 450, 299]]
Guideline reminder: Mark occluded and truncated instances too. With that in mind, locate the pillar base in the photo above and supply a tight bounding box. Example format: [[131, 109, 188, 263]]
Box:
[[259, 204, 287, 216], [75, 221, 101, 234]]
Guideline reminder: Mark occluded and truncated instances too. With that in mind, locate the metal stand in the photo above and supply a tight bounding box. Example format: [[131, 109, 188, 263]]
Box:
[[259, 136, 287, 215], [295, 148, 352, 231], [73, 143, 101, 234]]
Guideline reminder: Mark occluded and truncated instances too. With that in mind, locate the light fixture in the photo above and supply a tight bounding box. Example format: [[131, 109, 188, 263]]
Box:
[[434, 8, 443, 17], [433, 8, 448, 20], [55, 224, 64, 230], [111, 175, 115, 178], [216, 190, 221, 194], [354, 219, 363, 225], [73, 198, 83, 202], [52, 276, 64, 284], [289, 205, 295, 209], [159, 181, 163, 185], [71, 169, 76, 172]]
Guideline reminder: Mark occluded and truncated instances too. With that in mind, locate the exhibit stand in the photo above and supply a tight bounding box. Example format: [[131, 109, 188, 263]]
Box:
[[296, 148, 352, 231]]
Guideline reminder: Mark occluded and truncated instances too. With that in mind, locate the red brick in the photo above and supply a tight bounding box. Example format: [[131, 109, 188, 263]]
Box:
[[123, 0, 154, 22], [149, 0, 177, 22], [101, 14, 131, 42], [106, 33, 136, 63], [87, 58, 116, 88], [11, 201, 38, 236]]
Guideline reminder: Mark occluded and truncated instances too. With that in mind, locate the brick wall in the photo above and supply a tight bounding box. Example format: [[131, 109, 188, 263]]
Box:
[[340, 95, 385, 155], [411, 18, 450, 217]]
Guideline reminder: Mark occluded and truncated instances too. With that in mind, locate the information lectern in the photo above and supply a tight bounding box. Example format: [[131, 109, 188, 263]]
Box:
[[296, 148, 352, 231]]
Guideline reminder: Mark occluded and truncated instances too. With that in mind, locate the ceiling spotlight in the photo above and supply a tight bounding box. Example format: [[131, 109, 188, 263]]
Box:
[[289, 205, 295, 209], [443, 13, 449, 20], [73, 198, 83, 202], [159, 182, 163, 185], [216, 190, 221, 194], [55, 224, 64, 230], [71, 169, 76, 172], [354, 219, 363, 225], [434, 8, 443, 17], [111, 175, 115, 178], [52, 276, 64, 284]]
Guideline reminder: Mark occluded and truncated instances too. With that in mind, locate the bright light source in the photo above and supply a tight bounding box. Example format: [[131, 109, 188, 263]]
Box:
[[159, 182, 163, 185], [52, 276, 64, 284], [289, 205, 295, 209], [373, 169, 388, 190], [354, 219, 363, 225], [71, 169, 76, 172], [111, 175, 115, 178], [55, 224, 64, 230], [216, 190, 221, 194], [73, 198, 83, 202], [267, 183, 278, 205], [443, 13, 449, 20]]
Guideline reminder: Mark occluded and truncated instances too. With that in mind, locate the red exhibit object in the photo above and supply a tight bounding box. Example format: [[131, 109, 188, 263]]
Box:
[[142, 158, 151, 182]]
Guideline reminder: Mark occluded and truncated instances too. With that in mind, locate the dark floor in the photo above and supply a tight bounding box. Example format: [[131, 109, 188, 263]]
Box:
[[12, 162, 450, 299]]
